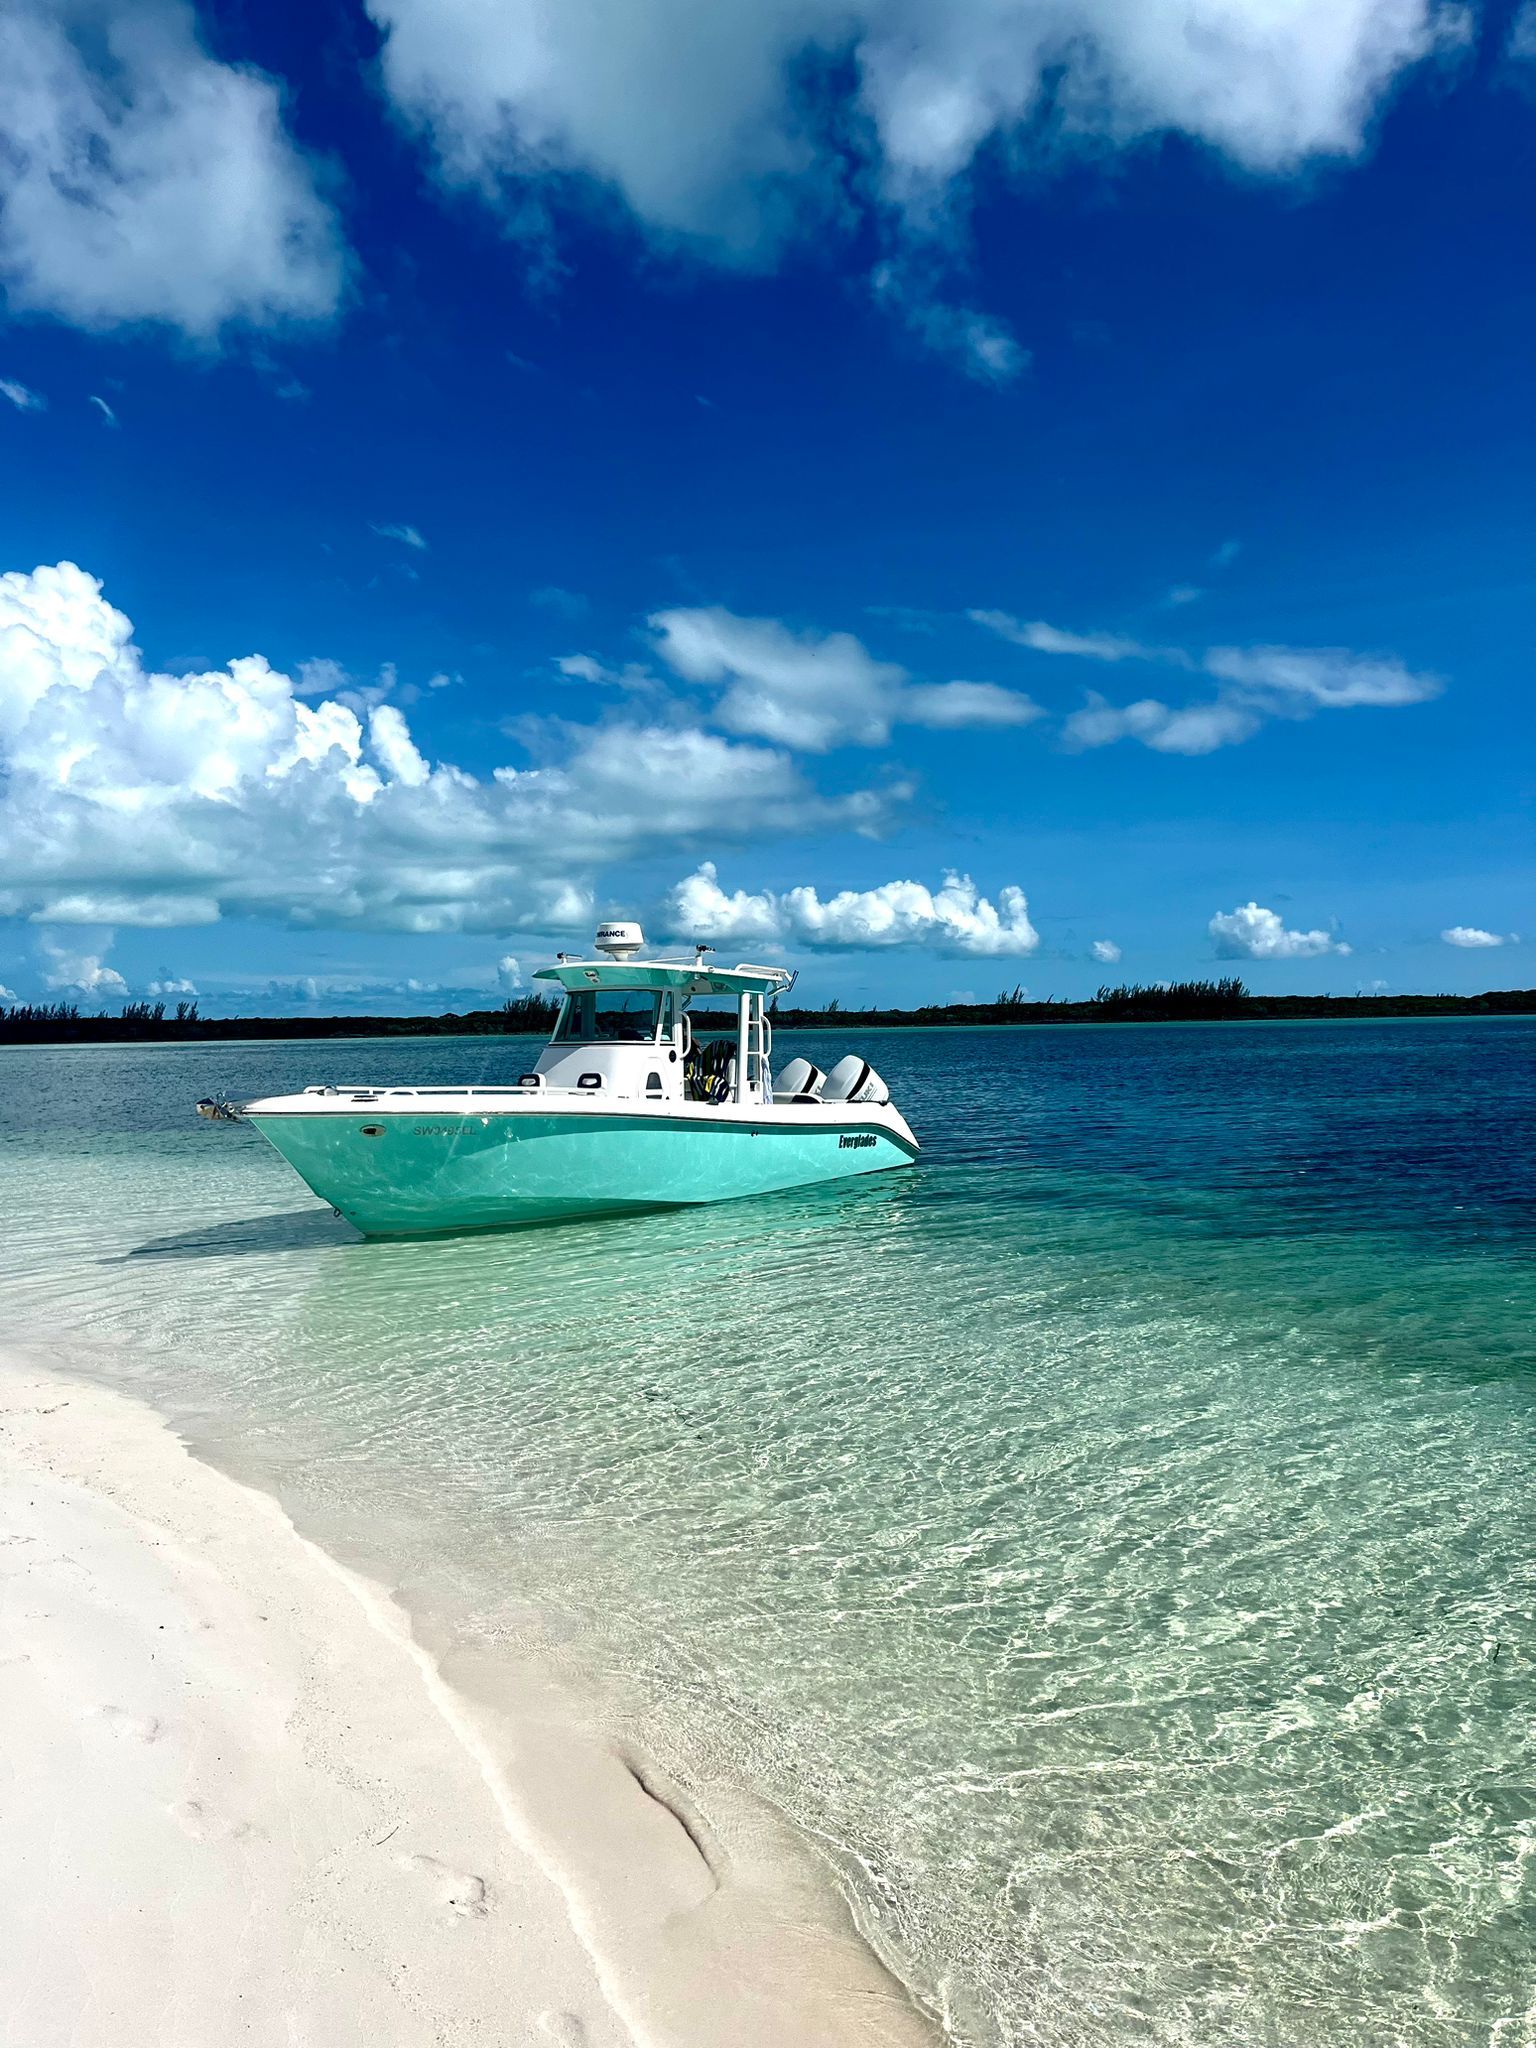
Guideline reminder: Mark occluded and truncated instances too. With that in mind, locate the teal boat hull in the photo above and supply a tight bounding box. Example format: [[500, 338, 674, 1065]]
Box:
[[247, 1107, 917, 1237]]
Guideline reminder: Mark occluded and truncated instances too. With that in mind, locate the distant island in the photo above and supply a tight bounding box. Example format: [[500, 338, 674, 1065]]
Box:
[[1, 979, 1532, 1045]]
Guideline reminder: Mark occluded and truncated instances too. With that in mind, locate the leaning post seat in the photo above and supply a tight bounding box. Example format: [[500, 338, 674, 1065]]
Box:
[[773, 1057, 825, 1103]]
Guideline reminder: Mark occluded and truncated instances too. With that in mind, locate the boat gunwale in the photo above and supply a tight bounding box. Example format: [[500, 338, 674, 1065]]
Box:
[[243, 1096, 921, 1157]]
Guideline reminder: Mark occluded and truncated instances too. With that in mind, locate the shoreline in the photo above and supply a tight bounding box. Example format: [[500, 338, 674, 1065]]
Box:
[[0, 1351, 941, 2048], [1, 1006, 1531, 1058]]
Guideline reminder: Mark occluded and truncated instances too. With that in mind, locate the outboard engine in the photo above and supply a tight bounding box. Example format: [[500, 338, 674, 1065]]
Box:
[[773, 1057, 825, 1102], [820, 1054, 890, 1106]]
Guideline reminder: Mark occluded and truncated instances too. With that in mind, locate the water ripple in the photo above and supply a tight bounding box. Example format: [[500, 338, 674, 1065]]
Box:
[[2, 1021, 1533, 2044]]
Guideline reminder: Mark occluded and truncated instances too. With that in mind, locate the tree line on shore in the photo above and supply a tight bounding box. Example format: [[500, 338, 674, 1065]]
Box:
[[1, 979, 1532, 1044]]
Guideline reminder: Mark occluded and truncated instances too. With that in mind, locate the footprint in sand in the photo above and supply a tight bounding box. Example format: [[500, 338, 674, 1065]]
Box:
[[96, 1705, 161, 1744], [169, 1798, 257, 1843], [395, 1852, 490, 1918], [537, 2016, 588, 2045]]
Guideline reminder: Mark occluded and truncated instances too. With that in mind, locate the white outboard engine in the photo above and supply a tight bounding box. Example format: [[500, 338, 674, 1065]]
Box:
[[774, 1057, 825, 1102], [820, 1054, 890, 1106]]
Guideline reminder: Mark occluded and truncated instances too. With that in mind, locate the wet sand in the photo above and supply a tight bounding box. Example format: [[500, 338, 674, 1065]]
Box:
[[0, 1354, 938, 2048]]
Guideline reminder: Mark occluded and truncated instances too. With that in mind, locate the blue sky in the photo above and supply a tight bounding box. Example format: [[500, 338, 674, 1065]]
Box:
[[0, 0, 1530, 1012]]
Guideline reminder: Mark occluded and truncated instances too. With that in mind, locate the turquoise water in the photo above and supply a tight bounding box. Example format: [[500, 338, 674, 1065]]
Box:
[[3, 1022, 1534, 2044]]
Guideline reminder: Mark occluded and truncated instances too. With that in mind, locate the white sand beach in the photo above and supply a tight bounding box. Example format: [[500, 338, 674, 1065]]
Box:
[[0, 1356, 938, 2048]]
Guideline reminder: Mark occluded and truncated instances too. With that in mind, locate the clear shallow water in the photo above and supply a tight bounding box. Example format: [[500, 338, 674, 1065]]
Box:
[[3, 1022, 1534, 2045]]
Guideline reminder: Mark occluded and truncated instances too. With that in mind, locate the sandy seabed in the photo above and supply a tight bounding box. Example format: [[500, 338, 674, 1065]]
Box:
[[0, 1354, 939, 2048]]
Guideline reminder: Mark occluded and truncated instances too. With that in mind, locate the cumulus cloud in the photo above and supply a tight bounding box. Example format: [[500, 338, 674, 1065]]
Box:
[[0, 982, 17, 1003], [495, 953, 523, 990], [0, 561, 899, 937], [1091, 938, 1121, 964], [668, 861, 1039, 955], [974, 607, 1440, 753], [0, 0, 345, 339], [1, 378, 44, 412], [368, 703, 431, 786], [1441, 925, 1513, 948], [650, 605, 1038, 749], [364, 2, 1471, 226], [147, 976, 198, 996], [1209, 902, 1350, 959], [364, 0, 1464, 371], [37, 931, 130, 1000]]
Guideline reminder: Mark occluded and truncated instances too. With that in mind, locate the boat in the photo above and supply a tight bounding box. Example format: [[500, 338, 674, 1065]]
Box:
[[201, 924, 919, 1236]]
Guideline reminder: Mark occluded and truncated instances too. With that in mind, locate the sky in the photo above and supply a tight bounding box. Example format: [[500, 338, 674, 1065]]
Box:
[[0, 0, 1531, 1014]]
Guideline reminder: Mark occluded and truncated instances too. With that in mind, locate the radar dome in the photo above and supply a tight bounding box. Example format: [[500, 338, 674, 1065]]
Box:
[[594, 921, 644, 960]]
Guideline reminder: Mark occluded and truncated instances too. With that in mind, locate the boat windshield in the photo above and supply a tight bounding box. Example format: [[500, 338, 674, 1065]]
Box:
[[554, 990, 672, 1043]]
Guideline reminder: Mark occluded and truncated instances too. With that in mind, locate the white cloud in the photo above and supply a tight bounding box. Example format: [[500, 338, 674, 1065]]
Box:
[[976, 608, 1440, 754], [0, 983, 17, 1003], [668, 861, 1039, 955], [1441, 926, 1512, 948], [0, 0, 345, 340], [971, 611, 1161, 664], [1211, 539, 1242, 568], [871, 260, 1029, 383], [0, 561, 900, 938], [651, 605, 1037, 749], [670, 865, 786, 945], [1, 378, 45, 412], [1508, 1, 1536, 61], [1164, 585, 1202, 607], [294, 657, 352, 698], [37, 931, 130, 1000], [371, 522, 429, 550], [249, 970, 517, 1009], [88, 395, 117, 427], [899, 680, 1042, 729], [495, 954, 523, 991], [148, 976, 198, 996], [1202, 644, 1440, 708], [368, 703, 431, 787], [364, 0, 1463, 372], [557, 653, 610, 683], [33, 892, 220, 926], [1209, 902, 1350, 960], [652, 607, 907, 749], [1063, 692, 1261, 754], [1090, 938, 1121, 964], [556, 651, 664, 693]]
